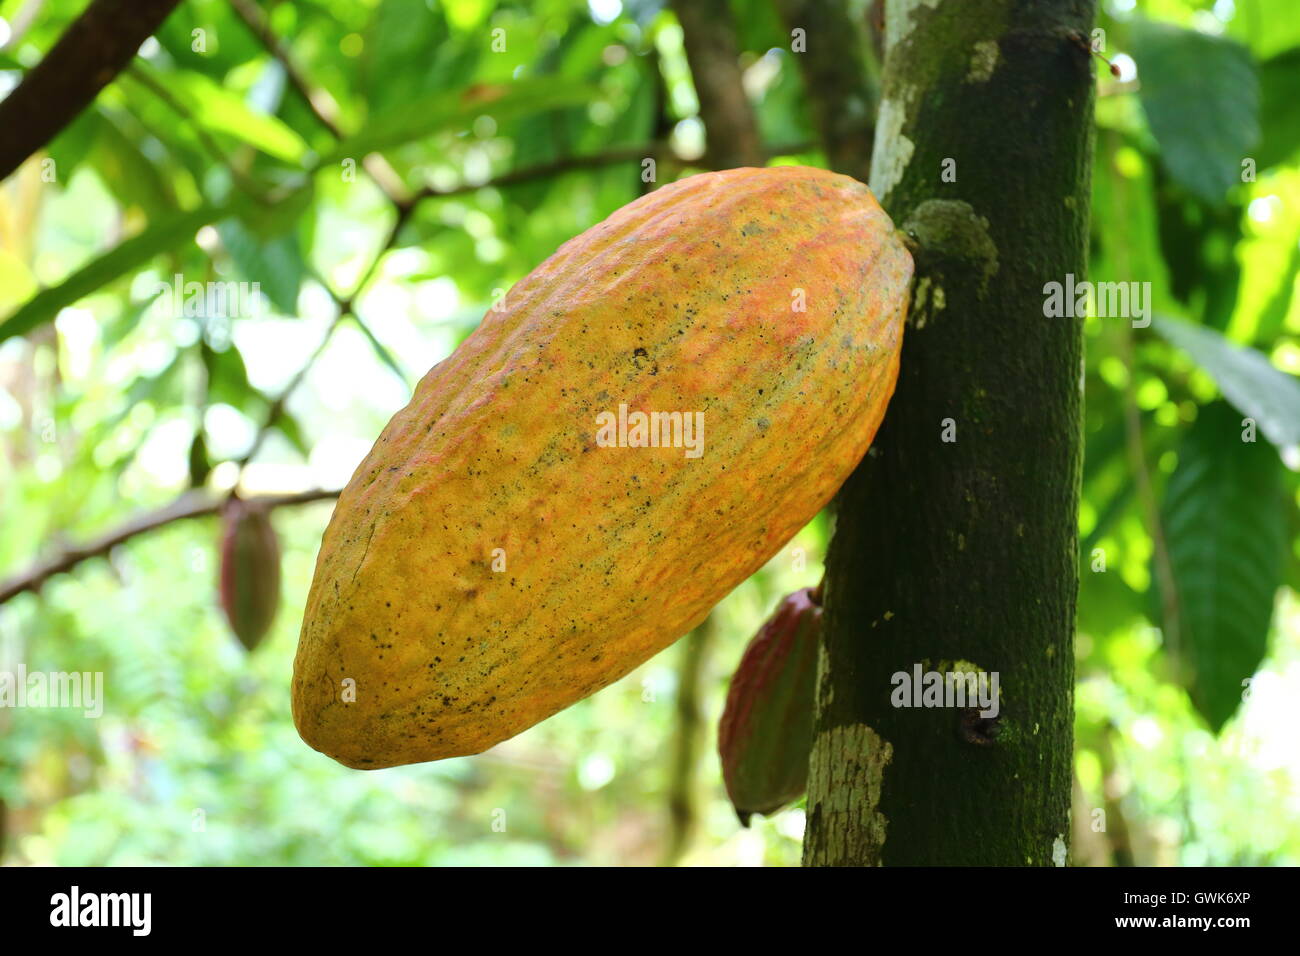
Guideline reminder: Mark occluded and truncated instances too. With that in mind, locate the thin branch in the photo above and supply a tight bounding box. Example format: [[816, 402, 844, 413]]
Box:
[[230, 135, 820, 469], [661, 611, 717, 866], [0, 488, 340, 605], [1120, 325, 1182, 659], [404, 139, 811, 204], [235, 309, 344, 469], [226, 0, 343, 137], [350, 199, 417, 299], [411, 143, 670, 202], [0, 0, 184, 181], [231, 143, 698, 470], [121, 65, 270, 202], [234, 199, 416, 470], [225, 0, 411, 204], [644, 45, 677, 194], [1103, 129, 1182, 663]]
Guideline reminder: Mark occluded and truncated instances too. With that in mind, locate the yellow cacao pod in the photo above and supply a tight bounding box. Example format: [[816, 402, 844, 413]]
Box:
[[293, 166, 912, 768]]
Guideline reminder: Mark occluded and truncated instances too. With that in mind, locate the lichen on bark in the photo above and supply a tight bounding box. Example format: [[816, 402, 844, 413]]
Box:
[[803, 724, 893, 867], [805, 0, 1096, 866]]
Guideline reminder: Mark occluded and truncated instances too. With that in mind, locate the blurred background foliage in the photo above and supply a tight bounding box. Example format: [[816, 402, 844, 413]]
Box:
[[0, 0, 1298, 865]]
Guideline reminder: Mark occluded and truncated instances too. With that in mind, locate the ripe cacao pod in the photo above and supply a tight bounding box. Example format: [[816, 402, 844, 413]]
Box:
[[293, 165, 911, 769], [219, 499, 282, 651], [718, 587, 821, 825]]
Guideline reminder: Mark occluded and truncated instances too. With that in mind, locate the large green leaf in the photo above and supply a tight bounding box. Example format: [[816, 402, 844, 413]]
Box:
[[1152, 167, 1242, 328], [323, 78, 597, 164], [205, 340, 260, 415], [91, 109, 177, 220], [1157, 401, 1286, 732], [1153, 314, 1300, 454], [1228, 0, 1300, 60], [1132, 21, 1259, 204], [137, 65, 311, 165], [0, 204, 223, 345], [360, 0, 452, 115], [0, 179, 315, 344], [1257, 48, 1300, 168], [44, 105, 102, 185], [216, 219, 305, 316]]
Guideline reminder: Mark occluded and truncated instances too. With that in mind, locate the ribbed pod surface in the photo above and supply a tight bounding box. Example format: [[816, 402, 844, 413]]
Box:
[[293, 166, 911, 768]]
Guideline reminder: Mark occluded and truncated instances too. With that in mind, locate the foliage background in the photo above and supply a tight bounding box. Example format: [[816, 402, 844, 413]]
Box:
[[0, 0, 1298, 865]]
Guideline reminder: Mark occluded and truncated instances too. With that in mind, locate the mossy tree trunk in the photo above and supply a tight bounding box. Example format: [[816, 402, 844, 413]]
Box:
[[804, 0, 1096, 866]]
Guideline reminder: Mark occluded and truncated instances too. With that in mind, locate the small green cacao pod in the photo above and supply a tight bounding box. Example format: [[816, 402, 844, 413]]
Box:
[[718, 587, 821, 826], [218, 499, 281, 651]]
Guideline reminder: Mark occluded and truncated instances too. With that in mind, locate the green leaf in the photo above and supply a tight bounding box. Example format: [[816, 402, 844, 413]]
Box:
[[1152, 168, 1242, 327], [1081, 478, 1135, 557], [139, 64, 310, 165], [217, 219, 305, 316], [1083, 418, 1130, 487], [1157, 401, 1285, 732], [1253, 240, 1300, 343], [0, 180, 314, 343], [1228, 0, 1300, 60], [91, 109, 177, 220], [347, 313, 409, 386], [1153, 314, 1300, 454], [238, 179, 315, 240], [45, 106, 102, 185], [0, 204, 222, 345], [206, 341, 260, 414], [1257, 47, 1300, 167], [273, 410, 310, 457], [1132, 21, 1259, 204], [324, 78, 596, 165], [360, 0, 451, 115], [1078, 548, 1146, 639]]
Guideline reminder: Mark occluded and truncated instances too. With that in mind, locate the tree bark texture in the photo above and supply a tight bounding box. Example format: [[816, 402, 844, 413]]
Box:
[[805, 0, 1096, 866], [0, 0, 184, 182]]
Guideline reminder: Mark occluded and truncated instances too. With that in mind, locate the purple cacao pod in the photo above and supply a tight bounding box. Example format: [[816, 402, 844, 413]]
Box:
[[718, 586, 821, 825], [218, 499, 281, 651]]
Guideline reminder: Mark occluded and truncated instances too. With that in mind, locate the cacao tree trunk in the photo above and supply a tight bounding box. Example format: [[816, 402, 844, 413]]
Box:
[[804, 0, 1096, 866]]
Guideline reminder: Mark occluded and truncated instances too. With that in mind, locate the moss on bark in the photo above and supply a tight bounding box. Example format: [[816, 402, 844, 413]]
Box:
[[804, 0, 1096, 867]]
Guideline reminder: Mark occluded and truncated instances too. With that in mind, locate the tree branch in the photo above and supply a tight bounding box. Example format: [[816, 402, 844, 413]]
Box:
[[411, 143, 673, 202], [669, 0, 764, 169], [0, 488, 340, 605], [773, 0, 878, 183], [661, 611, 717, 866], [122, 64, 270, 202], [0, 0, 184, 182], [227, 0, 342, 137], [234, 195, 420, 470]]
